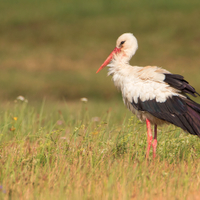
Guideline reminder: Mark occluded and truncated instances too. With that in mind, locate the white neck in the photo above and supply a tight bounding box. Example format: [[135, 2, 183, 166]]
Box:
[[107, 55, 133, 77]]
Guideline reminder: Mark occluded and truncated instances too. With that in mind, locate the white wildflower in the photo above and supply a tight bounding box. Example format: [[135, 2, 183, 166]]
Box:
[[17, 95, 25, 101], [16, 95, 28, 103], [80, 97, 88, 102]]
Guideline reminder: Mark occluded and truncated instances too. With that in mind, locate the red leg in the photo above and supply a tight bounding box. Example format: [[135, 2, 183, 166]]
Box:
[[152, 125, 157, 159], [146, 119, 152, 159]]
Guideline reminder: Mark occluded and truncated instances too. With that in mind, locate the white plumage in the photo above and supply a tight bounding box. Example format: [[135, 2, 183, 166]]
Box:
[[96, 33, 200, 159]]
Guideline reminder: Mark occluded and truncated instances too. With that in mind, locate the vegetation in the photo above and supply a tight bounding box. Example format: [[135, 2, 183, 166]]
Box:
[[0, 99, 200, 199], [0, 0, 200, 199], [0, 0, 200, 100]]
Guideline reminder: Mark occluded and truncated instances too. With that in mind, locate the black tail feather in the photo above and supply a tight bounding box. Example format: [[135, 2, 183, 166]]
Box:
[[186, 99, 200, 113], [184, 104, 200, 137]]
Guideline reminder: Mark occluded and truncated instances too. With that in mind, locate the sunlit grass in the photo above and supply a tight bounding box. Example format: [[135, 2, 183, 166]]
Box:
[[0, 99, 200, 199], [0, 0, 200, 100], [1, 0, 200, 199]]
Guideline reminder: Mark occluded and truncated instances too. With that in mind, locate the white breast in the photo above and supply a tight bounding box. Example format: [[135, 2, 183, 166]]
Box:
[[108, 63, 182, 125]]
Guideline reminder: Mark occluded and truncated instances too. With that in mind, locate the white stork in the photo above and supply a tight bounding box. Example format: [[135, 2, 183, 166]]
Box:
[[96, 33, 200, 159]]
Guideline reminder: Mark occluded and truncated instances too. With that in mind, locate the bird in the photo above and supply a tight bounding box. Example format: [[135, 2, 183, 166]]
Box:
[[96, 33, 200, 159]]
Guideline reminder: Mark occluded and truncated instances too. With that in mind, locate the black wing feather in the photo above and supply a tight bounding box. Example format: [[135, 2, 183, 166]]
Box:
[[164, 73, 199, 97], [131, 96, 200, 137]]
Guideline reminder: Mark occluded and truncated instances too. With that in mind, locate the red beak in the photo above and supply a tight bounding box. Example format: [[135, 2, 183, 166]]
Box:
[[96, 47, 121, 73]]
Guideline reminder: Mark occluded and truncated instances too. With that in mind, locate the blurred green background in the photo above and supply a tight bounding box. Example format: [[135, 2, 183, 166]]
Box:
[[1, 0, 200, 102]]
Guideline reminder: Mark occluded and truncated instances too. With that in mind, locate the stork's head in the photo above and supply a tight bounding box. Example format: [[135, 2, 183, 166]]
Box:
[[96, 33, 138, 73]]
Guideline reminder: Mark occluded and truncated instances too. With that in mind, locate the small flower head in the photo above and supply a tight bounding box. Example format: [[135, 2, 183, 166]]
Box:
[[17, 95, 25, 101], [16, 96, 28, 103], [92, 131, 99, 135], [10, 126, 16, 131], [80, 97, 88, 103]]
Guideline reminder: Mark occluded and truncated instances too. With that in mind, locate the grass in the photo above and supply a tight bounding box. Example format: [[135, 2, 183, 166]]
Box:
[[1, 0, 200, 199], [0, 0, 200, 100], [0, 99, 200, 199]]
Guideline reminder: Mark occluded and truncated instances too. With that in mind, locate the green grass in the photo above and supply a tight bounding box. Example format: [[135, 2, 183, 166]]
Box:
[[0, 100, 200, 199], [0, 0, 200, 100], [1, 0, 200, 199]]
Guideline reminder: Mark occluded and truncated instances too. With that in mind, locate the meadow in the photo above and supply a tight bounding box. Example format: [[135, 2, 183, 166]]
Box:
[[1, 99, 200, 200], [0, 0, 200, 199]]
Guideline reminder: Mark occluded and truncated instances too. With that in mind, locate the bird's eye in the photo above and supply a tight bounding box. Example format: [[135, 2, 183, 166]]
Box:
[[120, 41, 125, 45]]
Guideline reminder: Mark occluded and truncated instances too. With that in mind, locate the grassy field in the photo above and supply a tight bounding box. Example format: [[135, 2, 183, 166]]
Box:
[[1, 0, 200, 199], [1, 99, 200, 200], [0, 0, 200, 100]]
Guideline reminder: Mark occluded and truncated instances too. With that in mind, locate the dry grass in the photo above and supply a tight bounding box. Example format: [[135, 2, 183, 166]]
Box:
[[0, 100, 200, 199], [0, 1, 200, 199]]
